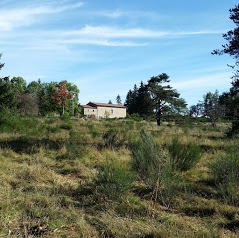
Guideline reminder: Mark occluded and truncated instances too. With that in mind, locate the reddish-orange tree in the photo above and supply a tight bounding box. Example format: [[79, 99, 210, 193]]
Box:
[[52, 81, 72, 115]]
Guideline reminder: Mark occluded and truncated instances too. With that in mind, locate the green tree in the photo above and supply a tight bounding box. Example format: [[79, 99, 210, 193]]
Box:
[[38, 82, 58, 115], [212, 4, 239, 135], [189, 103, 203, 118], [11, 77, 26, 94], [135, 81, 153, 118], [124, 84, 138, 114], [0, 54, 17, 110], [27, 79, 43, 95], [147, 73, 187, 126], [0, 53, 4, 71], [203, 90, 224, 127], [108, 100, 112, 104], [65, 81, 80, 116], [116, 94, 122, 105]]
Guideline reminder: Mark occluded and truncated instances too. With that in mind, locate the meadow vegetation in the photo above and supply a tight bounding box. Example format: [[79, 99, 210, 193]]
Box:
[[0, 114, 239, 237]]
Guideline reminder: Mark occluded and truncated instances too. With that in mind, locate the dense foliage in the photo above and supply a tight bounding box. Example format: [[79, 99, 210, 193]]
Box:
[[0, 54, 80, 116], [212, 4, 239, 135]]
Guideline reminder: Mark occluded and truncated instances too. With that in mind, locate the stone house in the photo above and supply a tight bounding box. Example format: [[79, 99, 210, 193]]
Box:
[[81, 102, 126, 119]]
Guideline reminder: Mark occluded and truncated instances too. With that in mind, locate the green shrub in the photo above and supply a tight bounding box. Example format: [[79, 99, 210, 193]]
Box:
[[130, 130, 164, 181], [95, 158, 136, 200], [168, 137, 201, 172], [60, 112, 71, 122], [130, 130, 183, 206], [209, 149, 239, 205], [0, 111, 45, 135], [59, 123, 72, 130], [102, 128, 127, 149]]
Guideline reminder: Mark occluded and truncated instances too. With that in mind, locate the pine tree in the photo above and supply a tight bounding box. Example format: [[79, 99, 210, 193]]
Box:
[[212, 4, 239, 135], [147, 73, 187, 125], [116, 94, 122, 105]]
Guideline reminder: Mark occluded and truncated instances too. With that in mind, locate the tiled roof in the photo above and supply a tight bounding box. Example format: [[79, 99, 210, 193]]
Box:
[[80, 105, 97, 109], [88, 102, 126, 108]]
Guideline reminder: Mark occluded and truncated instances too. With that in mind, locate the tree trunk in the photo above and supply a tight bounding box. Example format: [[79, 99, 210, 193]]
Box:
[[157, 117, 161, 126]]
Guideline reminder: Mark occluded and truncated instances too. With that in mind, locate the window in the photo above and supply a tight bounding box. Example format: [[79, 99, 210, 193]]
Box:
[[111, 109, 113, 114], [93, 110, 94, 112]]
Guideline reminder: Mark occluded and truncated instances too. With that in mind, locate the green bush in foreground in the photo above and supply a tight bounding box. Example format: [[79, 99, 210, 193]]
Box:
[[209, 148, 239, 205], [95, 158, 136, 200], [130, 130, 184, 207], [169, 137, 201, 172]]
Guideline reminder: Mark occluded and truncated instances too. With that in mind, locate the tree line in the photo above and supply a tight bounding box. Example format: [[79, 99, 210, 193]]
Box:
[[0, 55, 80, 116]]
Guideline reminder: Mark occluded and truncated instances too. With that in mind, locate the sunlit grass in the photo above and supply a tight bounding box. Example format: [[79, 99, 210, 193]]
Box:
[[0, 117, 239, 237]]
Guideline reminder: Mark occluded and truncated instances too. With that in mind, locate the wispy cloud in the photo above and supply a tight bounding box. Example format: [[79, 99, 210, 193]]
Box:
[[0, 22, 225, 49], [57, 38, 147, 47], [92, 9, 166, 22], [0, 2, 84, 31], [61, 25, 224, 39]]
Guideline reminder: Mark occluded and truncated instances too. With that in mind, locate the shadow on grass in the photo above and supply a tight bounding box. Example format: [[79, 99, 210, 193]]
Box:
[[182, 206, 216, 217], [220, 220, 239, 232], [0, 137, 64, 154]]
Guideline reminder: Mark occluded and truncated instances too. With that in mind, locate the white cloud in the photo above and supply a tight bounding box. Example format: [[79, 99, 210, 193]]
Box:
[[0, 2, 84, 31], [57, 38, 147, 47], [100, 10, 124, 19], [61, 25, 224, 39], [63, 25, 168, 38]]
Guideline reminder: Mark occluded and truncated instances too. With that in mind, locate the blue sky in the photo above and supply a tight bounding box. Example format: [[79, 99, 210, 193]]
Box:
[[0, 0, 238, 106]]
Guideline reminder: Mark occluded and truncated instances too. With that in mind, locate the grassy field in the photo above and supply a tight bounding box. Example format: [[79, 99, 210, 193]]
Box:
[[0, 115, 239, 237]]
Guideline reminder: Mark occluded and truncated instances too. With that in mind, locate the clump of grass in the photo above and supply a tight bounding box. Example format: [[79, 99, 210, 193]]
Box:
[[209, 147, 239, 205], [168, 137, 201, 172]]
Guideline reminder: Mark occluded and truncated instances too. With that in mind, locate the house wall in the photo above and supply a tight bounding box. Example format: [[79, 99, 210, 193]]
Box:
[[97, 106, 126, 118], [84, 108, 97, 118]]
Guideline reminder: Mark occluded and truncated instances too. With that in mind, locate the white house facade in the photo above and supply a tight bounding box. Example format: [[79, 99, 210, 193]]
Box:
[[81, 102, 126, 119]]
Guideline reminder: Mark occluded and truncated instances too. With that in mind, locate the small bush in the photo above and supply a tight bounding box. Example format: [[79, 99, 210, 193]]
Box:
[[226, 120, 239, 138], [169, 137, 201, 172], [59, 123, 72, 130], [102, 128, 127, 149], [209, 149, 239, 205], [95, 158, 136, 200], [130, 130, 183, 206]]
